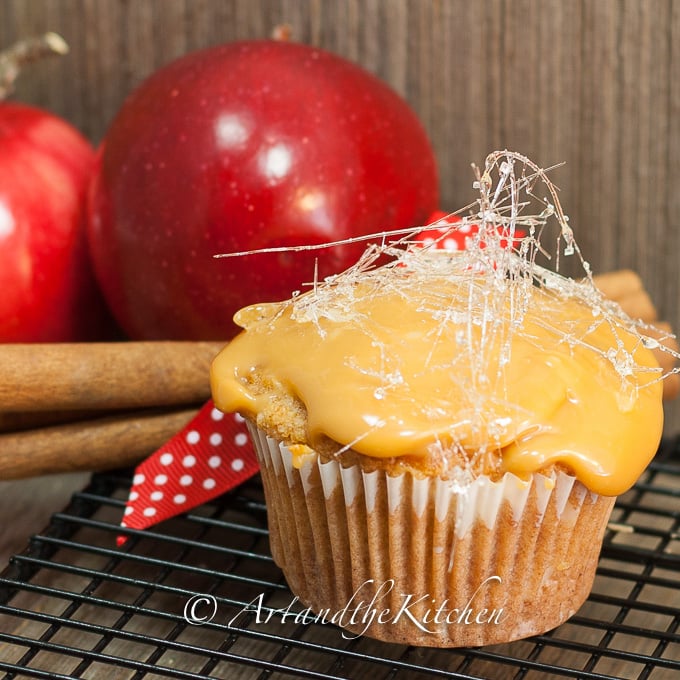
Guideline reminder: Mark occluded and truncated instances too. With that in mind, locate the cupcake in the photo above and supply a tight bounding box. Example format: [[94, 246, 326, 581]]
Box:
[[210, 153, 665, 647]]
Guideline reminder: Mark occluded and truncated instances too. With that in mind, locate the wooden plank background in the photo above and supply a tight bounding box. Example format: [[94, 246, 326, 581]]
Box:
[[0, 5, 679, 671], [1, 0, 679, 425]]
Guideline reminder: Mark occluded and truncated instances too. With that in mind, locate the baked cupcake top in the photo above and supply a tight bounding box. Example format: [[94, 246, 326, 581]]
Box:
[[211, 152, 667, 496]]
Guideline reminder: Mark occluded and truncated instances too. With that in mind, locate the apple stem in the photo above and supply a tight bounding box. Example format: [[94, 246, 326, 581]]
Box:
[[0, 32, 69, 100], [271, 24, 293, 41]]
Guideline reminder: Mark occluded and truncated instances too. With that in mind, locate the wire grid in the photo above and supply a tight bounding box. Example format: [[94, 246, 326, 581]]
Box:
[[0, 440, 679, 680]]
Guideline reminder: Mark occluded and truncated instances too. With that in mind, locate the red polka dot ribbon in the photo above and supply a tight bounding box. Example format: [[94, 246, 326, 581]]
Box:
[[118, 210, 526, 544], [118, 399, 259, 545], [414, 210, 526, 251]]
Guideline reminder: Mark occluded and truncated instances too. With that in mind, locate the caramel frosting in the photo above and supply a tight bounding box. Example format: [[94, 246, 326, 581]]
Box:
[[211, 248, 664, 497]]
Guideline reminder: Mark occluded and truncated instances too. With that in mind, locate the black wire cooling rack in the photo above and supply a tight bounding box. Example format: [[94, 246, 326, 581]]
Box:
[[1, 439, 679, 680]]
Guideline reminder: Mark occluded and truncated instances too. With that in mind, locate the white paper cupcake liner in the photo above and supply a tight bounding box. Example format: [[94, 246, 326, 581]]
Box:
[[248, 423, 615, 647]]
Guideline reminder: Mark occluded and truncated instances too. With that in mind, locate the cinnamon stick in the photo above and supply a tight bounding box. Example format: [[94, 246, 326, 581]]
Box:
[[593, 270, 679, 400], [593, 270, 657, 321], [0, 408, 114, 433], [646, 321, 680, 401], [0, 407, 198, 479], [0, 341, 224, 412], [593, 269, 644, 301]]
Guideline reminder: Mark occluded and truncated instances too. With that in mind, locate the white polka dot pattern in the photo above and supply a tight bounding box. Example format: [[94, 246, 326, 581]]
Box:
[[118, 399, 259, 545]]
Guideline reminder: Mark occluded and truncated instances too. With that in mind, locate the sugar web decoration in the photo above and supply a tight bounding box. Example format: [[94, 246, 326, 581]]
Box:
[[218, 150, 679, 396]]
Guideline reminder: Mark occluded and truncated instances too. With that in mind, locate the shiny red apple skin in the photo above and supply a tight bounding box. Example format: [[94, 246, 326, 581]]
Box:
[[88, 39, 439, 340], [0, 102, 111, 342]]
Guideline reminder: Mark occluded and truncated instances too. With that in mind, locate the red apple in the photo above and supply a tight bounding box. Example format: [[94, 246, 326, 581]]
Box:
[[88, 39, 438, 340], [0, 36, 113, 342]]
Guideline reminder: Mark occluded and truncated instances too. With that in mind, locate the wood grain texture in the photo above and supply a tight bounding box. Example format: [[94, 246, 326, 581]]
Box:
[[1, 0, 678, 425], [0, 470, 89, 566], [1, 8, 677, 670]]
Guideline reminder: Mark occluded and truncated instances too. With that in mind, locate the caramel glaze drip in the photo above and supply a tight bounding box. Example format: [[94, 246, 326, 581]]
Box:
[[211, 262, 663, 497]]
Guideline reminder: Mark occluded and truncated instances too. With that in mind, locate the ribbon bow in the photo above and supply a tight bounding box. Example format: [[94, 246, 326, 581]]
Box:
[[118, 211, 524, 542]]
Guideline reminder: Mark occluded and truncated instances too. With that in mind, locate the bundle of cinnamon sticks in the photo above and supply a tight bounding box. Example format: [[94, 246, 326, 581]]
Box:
[[0, 341, 224, 479], [0, 270, 676, 480]]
